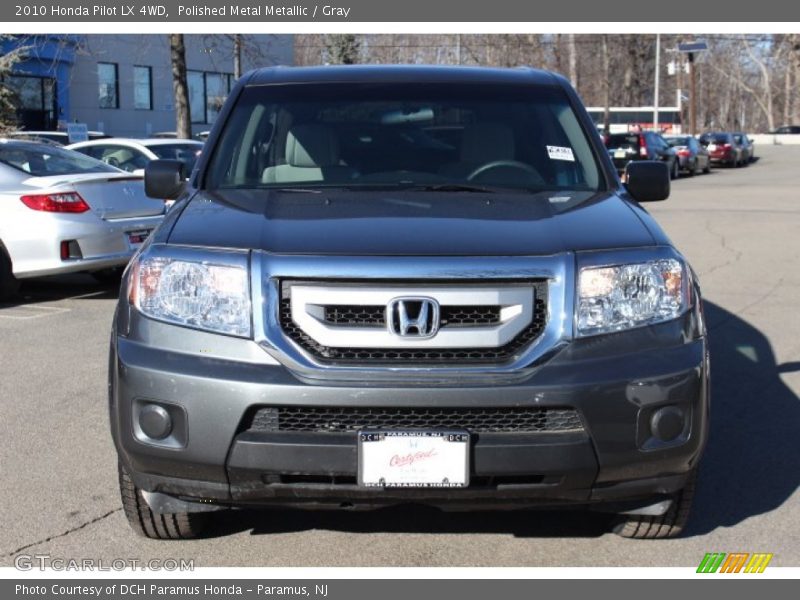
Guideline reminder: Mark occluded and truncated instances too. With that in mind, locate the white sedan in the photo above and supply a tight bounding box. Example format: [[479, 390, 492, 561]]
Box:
[[0, 139, 165, 298], [67, 138, 203, 177]]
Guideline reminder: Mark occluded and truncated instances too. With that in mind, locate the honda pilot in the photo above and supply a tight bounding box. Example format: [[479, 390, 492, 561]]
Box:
[[110, 66, 709, 540]]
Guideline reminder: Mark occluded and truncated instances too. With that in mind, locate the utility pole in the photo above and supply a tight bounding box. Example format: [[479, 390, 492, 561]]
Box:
[[678, 41, 708, 136], [653, 33, 661, 131]]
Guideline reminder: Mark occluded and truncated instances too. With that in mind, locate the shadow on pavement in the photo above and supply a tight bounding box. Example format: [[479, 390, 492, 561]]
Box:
[[201, 300, 799, 540], [683, 301, 800, 537], [210, 504, 611, 539], [0, 274, 120, 308]]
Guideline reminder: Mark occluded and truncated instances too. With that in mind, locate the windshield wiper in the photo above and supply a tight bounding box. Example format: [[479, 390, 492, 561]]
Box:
[[414, 183, 499, 193]]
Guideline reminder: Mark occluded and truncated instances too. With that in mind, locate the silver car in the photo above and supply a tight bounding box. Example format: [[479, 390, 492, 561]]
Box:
[[0, 139, 166, 298]]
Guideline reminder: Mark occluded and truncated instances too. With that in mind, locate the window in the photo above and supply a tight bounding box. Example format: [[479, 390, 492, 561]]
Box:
[[187, 70, 205, 123], [205, 73, 227, 124], [133, 66, 152, 110], [187, 70, 233, 124], [6, 75, 57, 129], [98, 62, 119, 109]]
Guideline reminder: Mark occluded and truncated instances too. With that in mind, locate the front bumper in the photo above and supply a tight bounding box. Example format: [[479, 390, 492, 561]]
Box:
[[110, 307, 709, 511]]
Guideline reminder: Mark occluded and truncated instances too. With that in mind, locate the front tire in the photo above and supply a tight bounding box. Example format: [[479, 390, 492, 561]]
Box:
[[670, 159, 680, 180], [612, 469, 697, 539], [119, 463, 209, 540], [0, 245, 20, 301]]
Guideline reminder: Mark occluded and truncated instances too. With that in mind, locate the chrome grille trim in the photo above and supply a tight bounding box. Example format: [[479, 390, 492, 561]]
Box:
[[289, 284, 534, 349], [252, 252, 574, 382]]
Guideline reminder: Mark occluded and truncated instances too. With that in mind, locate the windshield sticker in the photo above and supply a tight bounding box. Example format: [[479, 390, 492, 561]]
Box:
[[547, 146, 575, 162]]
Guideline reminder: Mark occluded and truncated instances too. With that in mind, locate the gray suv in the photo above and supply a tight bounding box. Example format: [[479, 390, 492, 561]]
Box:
[[110, 66, 709, 540]]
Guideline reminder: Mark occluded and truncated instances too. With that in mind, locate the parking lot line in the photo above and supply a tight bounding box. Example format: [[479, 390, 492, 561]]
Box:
[[0, 305, 71, 320]]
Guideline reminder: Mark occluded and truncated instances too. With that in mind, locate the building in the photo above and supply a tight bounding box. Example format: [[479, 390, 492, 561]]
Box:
[[1, 34, 294, 137]]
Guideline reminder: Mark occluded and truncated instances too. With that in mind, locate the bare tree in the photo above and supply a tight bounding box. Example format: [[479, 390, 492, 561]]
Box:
[[568, 33, 579, 93], [325, 34, 360, 65], [292, 33, 795, 132], [601, 35, 611, 133], [169, 34, 192, 138]]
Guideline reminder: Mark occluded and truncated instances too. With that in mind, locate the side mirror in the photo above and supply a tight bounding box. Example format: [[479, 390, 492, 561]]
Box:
[[624, 161, 670, 202], [144, 159, 186, 200]]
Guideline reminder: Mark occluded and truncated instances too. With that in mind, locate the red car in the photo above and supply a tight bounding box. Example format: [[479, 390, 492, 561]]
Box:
[[699, 132, 745, 167]]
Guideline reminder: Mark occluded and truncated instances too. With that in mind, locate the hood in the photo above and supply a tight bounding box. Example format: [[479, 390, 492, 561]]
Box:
[[166, 188, 656, 256]]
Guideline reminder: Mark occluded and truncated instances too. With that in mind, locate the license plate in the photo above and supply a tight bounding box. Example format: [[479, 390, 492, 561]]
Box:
[[127, 229, 152, 245], [358, 430, 470, 488], [707, 144, 717, 151], [614, 149, 627, 159]]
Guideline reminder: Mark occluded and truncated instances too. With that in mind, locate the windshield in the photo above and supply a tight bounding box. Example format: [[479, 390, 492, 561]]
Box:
[[147, 142, 203, 173], [0, 142, 118, 176], [665, 137, 691, 147], [205, 83, 603, 193], [702, 133, 730, 144]]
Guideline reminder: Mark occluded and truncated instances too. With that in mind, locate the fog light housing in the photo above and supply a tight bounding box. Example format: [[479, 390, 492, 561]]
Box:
[[138, 404, 173, 440], [650, 406, 685, 442]]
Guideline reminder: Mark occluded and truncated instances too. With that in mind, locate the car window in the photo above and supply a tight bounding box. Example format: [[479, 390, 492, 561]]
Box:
[[665, 136, 690, 147], [145, 143, 203, 174], [606, 134, 639, 149], [206, 82, 604, 193], [0, 142, 118, 176], [75, 145, 111, 161], [88, 145, 149, 172]]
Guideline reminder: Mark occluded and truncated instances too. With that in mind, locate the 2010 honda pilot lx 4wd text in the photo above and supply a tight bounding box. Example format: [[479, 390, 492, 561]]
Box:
[[110, 66, 709, 540]]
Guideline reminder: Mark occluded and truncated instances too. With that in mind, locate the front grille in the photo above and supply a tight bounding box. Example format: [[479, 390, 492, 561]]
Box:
[[325, 305, 385, 326], [281, 281, 547, 365], [246, 406, 583, 434], [323, 305, 501, 327]]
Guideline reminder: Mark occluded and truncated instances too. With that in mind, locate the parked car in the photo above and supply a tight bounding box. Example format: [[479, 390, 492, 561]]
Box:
[[733, 133, 755, 163], [699, 132, 744, 167], [664, 135, 710, 175], [110, 65, 708, 541], [605, 131, 681, 179], [0, 140, 165, 298], [769, 125, 800, 134], [8, 130, 109, 145], [67, 138, 204, 176]]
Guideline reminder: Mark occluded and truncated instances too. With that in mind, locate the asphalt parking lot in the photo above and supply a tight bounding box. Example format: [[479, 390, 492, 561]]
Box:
[[1, 145, 798, 567]]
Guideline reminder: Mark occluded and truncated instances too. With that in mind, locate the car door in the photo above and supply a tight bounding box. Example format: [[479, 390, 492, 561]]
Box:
[[733, 134, 748, 162], [692, 137, 708, 169], [651, 133, 674, 165]]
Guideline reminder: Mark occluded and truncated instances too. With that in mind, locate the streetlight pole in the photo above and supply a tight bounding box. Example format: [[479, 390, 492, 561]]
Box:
[[689, 52, 697, 135], [677, 41, 708, 136], [653, 34, 661, 131]]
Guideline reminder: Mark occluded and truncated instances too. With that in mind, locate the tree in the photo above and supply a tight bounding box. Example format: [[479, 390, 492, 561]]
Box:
[[325, 34, 360, 64], [0, 36, 30, 132], [169, 34, 192, 139]]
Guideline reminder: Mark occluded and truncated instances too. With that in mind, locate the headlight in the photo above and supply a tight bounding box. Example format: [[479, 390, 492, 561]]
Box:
[[130, 255, 251, 337], [577, 258, 685, 336]]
